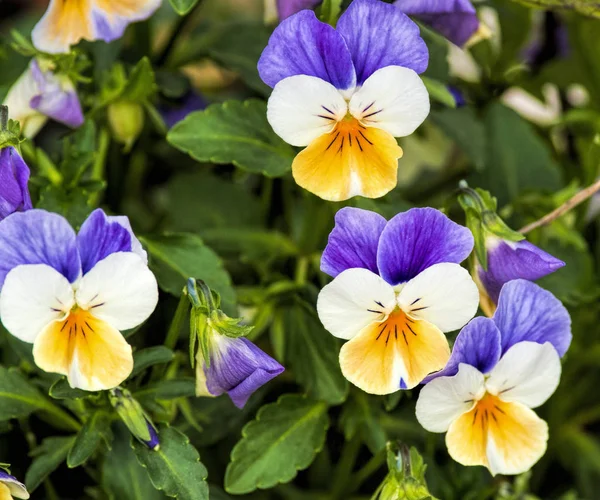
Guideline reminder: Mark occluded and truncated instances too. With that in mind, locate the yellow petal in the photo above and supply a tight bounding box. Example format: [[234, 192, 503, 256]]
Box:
[[338, 311, 450, 394], [0, 483, 13, 500], [446, 394, 548, 475], [95, 0, 157, 17], [292, 118, 403, 201], [33, 309, 133, 392], [32, 0, 94, 53]]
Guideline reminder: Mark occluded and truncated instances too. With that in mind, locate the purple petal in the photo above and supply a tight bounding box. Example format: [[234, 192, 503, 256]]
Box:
[[0, 147, 32, 220], [28, 60, 84, 128], [90, 1, 161, 43], [277, 0, 323, 20], [478, 238, 565, 304], [161, 92, 207, 129], [321, 207, 386, 278], [77, 209, 133, 275], [336, 0, 428, 84], [0, 470, 29, 499], [144, 420, 160, 450], [0, 210, 80, 287], [377, 207, 474, 285], [258, 10, 356, 90], [395, 0, 479, 47], [423, 317, 501, 383], [205, 337, 284, 408], [492, 279, 572, 357]]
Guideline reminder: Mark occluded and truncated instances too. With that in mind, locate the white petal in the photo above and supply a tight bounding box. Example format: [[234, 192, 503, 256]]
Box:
[[3, 65, 47, 139], [317, 268, 396, 340], [349, 66, 430, 137], [0, 264, 74, 343], [397, 263, 479, 332], [267, 75, 348, 147], [485, 341, 561, 408], [75, 252, 158, 331], [416, 363, 485, 433]]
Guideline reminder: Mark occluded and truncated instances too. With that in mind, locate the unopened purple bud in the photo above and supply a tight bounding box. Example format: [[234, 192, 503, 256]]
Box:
[[144, 419, 160, 450]]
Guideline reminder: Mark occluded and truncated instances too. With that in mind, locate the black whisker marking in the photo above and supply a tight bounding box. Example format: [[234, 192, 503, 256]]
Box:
[[367, 309, 383, 314], [325, 132, 340, 151], [499, 386, 515, 394], [411, 306, 429, 312], [337, 137, 344, 153], [410, 297, 421, 306], [491, 413, 498, 423], [84, 321, 95, 334], [494, 405, 506, 415], [91, 302, 105, 309], [394, 324, 398, 340], [406, 323, 417, 336], [321, 105, 334, 115], [363, 101, 375, 113], [358, 130, 373, 145], [317, 114, 334, 120], [363, 109, 383, 119], [348, 133, 352, 147], [375, 301, 384, 308], [472, 409, 478, 425], [385, 331, 391, 345], [356, 137, 363, 151], [50, 307, 62, 313], [402, 330, 408, 345], [60, 321, 69, 332], [376, 325, 387, 340]]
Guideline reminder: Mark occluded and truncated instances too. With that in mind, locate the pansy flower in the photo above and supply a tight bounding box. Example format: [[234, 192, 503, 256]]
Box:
[[416, 279, 571, 475], [32, 0, 162, 54], [395, 0, 480, 47], [0, 147, 32, 221], [3, 59, 84, 138], [258, 0, 430, 201], [0, 471, 29, 500], [0, 209, 158, 391], [476, 235, 564, 314], [316, 207, 479, 394]]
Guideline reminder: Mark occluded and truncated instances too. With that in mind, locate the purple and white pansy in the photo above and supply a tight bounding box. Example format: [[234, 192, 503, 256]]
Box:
[[317, 207, 479, 394], [258, 0, 430, 201], [416, 279, 572, 475], [0, 471, 29, 500], [0, 209, 158, 392], [196, 334, 284, 409], [3, 59, 84, 138]]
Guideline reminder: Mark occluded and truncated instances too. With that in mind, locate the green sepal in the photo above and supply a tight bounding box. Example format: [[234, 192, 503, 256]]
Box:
[[0, 107, 22, 150], [109, 388, 157, 448], [0, 463, 11, 474], [209, 309, 254, 339]]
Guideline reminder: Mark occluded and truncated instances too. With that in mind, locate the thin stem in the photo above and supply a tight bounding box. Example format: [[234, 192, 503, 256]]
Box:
[[40, 401, 82, 432], [330, 435, 362, 500], [520, 177, 600, 234], [0, 105, 8, 130], [347, 449, 386, 493], [164, 293, 190, 351]]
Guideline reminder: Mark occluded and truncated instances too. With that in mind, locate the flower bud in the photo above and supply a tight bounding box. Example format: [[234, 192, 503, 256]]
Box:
[[109, 388, 159, 450], [0, 146, 32, 221], [107, 100, 144, 151]]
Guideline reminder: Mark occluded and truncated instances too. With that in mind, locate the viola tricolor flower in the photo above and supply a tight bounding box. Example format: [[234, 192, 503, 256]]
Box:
[[0, 471, 29, 500], [258, 0, 430, 201], [0, 147, 32, 221], [477, 235, 564, 310], [395, 0, 480, 47], [196, 334, 284, 409], [32, 0, 162, 54], [317, 207, 479, 394], [3, 59, 84, 138], [416, 279, 571, 475], [0, 209, 158, 391]]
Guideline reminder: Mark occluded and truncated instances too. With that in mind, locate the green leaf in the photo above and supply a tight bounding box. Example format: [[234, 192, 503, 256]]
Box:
[[134, 379, 196, 405], [167, 100, 295, 177], [67, 411, 112, 468], [134, 425, 209, 500], [319, 0, 343, 25], [421, 76, 456, 108], [279, 301, 348, 405], [340, 392, 386, 454], [511, 0, 600, 19], [141, 233, 236, 314], [202, 228, 298, 262], [49, 378, 89, 400], [132, 347, 175, 378], [469, 103, 563, 206], [169, 0, 199, 15], [25, 436, 76, 492], [121, 57, 157, 102], [36, 185, 94, 228], [103, 424, 166, 500], [0, 366, 58, 421], [225, 394, 329, 494]]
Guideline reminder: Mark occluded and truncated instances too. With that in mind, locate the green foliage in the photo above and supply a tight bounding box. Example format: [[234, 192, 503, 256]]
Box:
[[67, 411, 112, 468], [169, 0, 200, 15], [225, 395, 329, 494], [25, 436, 76, 492], [510, 0, 600, 18], [133, 426, 209, 500], [167, 100, 295, 177]]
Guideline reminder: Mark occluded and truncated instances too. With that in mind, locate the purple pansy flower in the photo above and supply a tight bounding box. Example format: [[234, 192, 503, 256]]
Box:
[[3, 59, 84, 138], [0, 209, 158, 391], [196, 335, 284, 409], [417, 279, 571, 475], [32, 0, 162, 54], [258, 0, 430, 201], [395, 0, 480, 47], [0, 470, 29, 499], [0, 147, 32, 221], [161, 92, 207, 129], [316, 207, 479, 394], [276, 0, 323, 20], [477, 235, 565, 306]]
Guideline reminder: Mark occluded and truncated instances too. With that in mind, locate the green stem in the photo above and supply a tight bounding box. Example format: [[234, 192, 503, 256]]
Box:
[[40, 400, 82, 432], [295, 256, 309, 285], [348, 449, 387, 493], [0, 105, 8, 130], [330, 435, 362, 500], [164, 293, 190, 351], [155, 0, 205, 66]]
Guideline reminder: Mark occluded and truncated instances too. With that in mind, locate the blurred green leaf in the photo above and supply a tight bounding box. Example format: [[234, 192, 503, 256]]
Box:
[[0, 366, 58, 421], [167, 100, 295, 177], [422, 77, 456, 108], [169, 0, 200, 15], [511, 0, 600, 19], [134, 426, 209, 500], [131, 347, 175, 378], [225, 395, 329, 494], [25, 436, 76, 492], [49, 378, 89, 400], [320, 0, 343, 25], [340, 392, 387, 454], [67, 412, 112, 468]]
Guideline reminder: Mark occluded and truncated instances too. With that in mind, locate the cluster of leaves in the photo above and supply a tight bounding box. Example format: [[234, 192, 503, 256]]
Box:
[[0, 0, 599, 499]]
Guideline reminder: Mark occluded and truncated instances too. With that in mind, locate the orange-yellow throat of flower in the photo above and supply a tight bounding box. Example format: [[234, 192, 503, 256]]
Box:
[[292, 117, 404, 202], [339, 309, 450, 394]]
